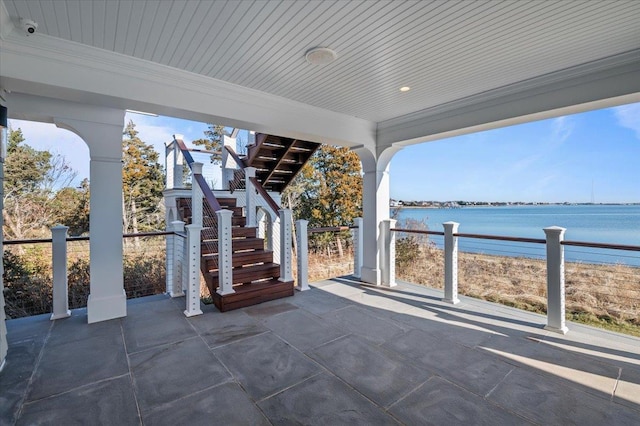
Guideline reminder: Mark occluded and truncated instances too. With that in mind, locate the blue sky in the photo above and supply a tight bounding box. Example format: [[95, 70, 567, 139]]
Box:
[[8, 102, 640, 203]]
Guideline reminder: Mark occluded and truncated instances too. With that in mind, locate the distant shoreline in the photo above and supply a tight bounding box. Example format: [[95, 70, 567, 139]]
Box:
[[391, 203, 640, 209]]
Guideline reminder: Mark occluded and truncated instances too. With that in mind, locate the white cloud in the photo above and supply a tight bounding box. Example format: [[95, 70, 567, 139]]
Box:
[[549, 116, 574, 146], [613, 103, 640, 140]]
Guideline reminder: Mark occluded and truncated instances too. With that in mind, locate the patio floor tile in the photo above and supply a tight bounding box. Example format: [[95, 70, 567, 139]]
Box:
[[258, 372, 399, 425], [309, 335, 432, 408], [142, 382, 270, 426], [383, 328, 514, 396], [129, 336, 232, 413], [212, 332, 321, 401], [122, 307, 197, 353], [187, 309, 268, 349], [322, 305, 408, 345], [27, 331, 128, 401], [262, 309, 347, 351], [389, 376, 530, 425], [487, 367, 639, 424], [17, 375, 139, 426]]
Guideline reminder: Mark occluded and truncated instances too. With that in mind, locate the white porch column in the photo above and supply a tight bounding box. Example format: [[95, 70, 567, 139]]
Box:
[[184, 224, 203, 317], [443, 221, 460, 304], [544, 226, 569, 334], [295, 219, 309, 291], [245, 167, 257, 227], [360, 166, 391, 285], [279, 209, 293, 282], [352, 217, 363, 279], [51, 225, 71, 320], [165, 141, 184, 190], [56, 116, 126, 324], [381, 219, 397, 287]]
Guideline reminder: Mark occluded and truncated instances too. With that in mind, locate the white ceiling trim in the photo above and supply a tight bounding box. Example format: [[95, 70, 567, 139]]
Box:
[[0, 28, 376, 150], [377, 50, 640, 150]]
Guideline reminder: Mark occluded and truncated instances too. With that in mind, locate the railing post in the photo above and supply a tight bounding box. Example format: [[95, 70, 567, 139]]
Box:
[[544, 226, 568, 334], [169, 220, 185, 297], [51, 225, 71, 320], [279, 209, 293, 282], [443, 221, 460, 304], [295, 219, 309, 291], [191, 162, 204, 227], [245, 167, 257, 228], [352, 217, 363, 279], [184, 224, 203, 317], [216, 210, 235, 295], [381, 219, 397, 287], [272, 214, 281, 265]]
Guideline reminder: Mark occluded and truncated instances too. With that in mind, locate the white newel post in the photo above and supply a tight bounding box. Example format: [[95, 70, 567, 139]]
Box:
[[216, 210, 235, 295], [352, 217, 363, 279], [544, 226, 568, 334], [295, 220, 309, 291], [169, 221, 186, 297], [443, 221, 460, 304], [51, 225, 71, 320], [184, 224, 203, 317], [381, 219, 397, 287], [245, 167, 257, 227], [222, 135, 237, 190], [272, 215, 281, 265], [191, 162, 204, 227], [279, 209, 293, 282]]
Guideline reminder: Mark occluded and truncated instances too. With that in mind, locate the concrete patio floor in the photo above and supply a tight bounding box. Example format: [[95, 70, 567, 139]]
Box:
[[2, 276, 639, 425]]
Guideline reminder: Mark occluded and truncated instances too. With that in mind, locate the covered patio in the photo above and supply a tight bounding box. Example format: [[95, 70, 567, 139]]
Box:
[[3, 277, 639, 424]]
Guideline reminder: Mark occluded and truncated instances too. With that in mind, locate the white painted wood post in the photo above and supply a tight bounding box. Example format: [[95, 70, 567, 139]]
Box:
[[272, 215, 281, 265], [191, 162, 204, 227], [169, 220, 185, 297], [544, 226, 568, 334], [51, 225, 71, 320], [381, 219, 397, 287], [443, 221, 460, 304], [184, 224, 203, 317], [216, 209, 235, 295], [170, 136, 185, 189], [245, 167, 257, 227], [295, 219, 309, 291], [279, 209, 293, 282], [352, 217, 363, 279]]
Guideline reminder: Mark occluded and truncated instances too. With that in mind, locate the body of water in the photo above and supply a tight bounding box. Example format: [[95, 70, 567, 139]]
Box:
[[394, 204, 640, 266]]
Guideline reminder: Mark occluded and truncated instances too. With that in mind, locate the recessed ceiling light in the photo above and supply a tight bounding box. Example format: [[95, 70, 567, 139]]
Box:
[[305, 47, 337, 65], [399, 86, 411, 92]]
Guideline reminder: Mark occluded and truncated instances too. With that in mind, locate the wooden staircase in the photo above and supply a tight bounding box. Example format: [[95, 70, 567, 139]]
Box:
[[177, 196, 294, 312], [244, 134, 321, 193]]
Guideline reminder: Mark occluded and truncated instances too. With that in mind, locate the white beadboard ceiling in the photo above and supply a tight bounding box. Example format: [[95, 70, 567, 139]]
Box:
[[3, 0, 640, 123]]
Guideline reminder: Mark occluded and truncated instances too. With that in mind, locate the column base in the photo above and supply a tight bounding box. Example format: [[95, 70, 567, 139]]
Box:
[[360, 267, 381, 286], [544, 324, 569, 335], [169, 290, 185, 298], [184, 308, 203, 317], [50, 310, 72, 321], [442, 297, 460, 305], [296, 283, 310, 291], [87, 290, 127, 324]]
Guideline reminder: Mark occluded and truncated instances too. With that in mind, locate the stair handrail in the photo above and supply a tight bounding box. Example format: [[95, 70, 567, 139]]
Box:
[[174, 138, 222, 212], [224, 145, 281, 217]]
